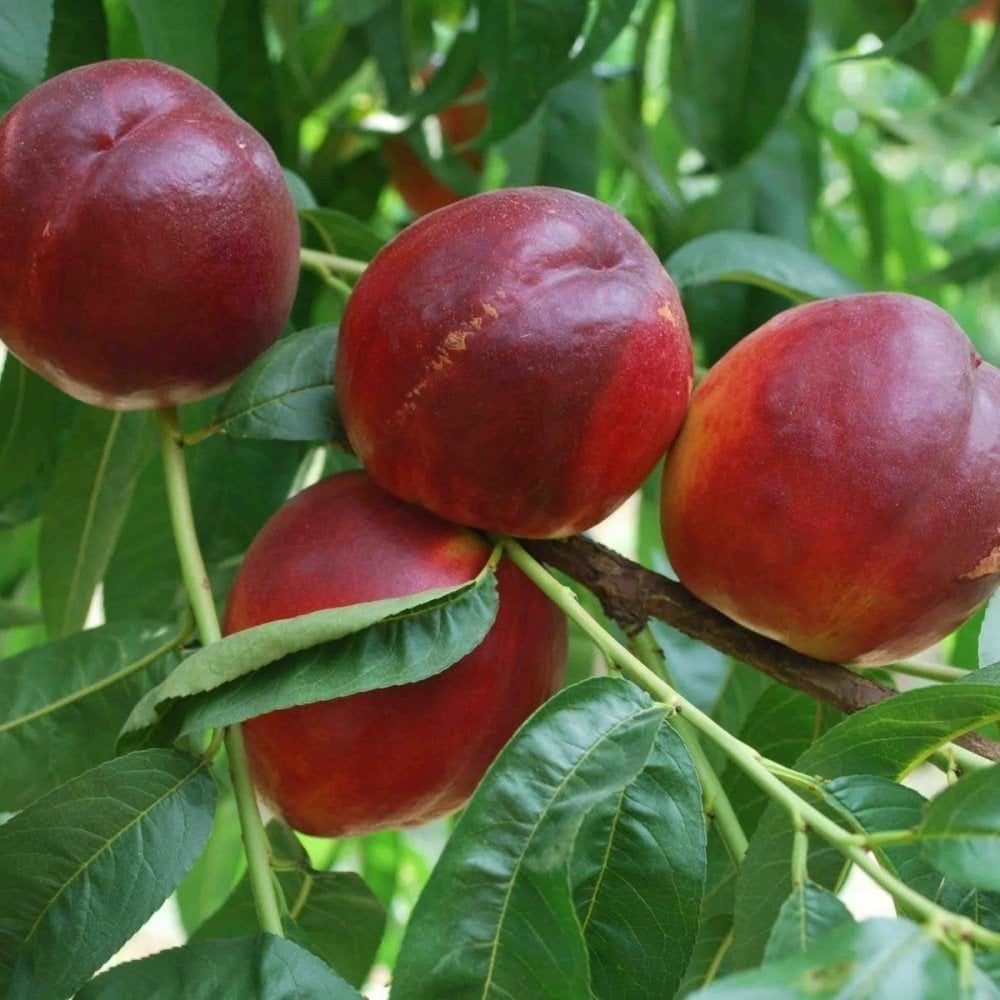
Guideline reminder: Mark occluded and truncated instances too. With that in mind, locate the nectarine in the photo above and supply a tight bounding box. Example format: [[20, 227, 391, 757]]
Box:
[[0, 59, 299, 409], [223, 471, 567, 837], [336, 186, 693, 538], [660, 292, 1000, 664]]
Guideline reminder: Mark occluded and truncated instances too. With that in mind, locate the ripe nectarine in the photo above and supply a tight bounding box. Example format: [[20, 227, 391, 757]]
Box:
[[336, 186, 693, 538], [661, 292, 1000, 664], [224, 471, 567, 837], [0, 59, 299, 409]]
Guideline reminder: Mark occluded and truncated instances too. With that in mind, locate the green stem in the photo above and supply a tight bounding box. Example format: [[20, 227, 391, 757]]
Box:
[[156, 407, 285, 939], [631, 627, 748, 864], [500, 537, 1000, 951], [299, 246, 369, 277], [791, 823, 809, 888], [849, 828, 918, 849], [856, 658, 968, 684]]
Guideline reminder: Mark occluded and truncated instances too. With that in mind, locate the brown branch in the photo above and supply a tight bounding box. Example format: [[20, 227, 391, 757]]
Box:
[[524, 534, 1000, 763]]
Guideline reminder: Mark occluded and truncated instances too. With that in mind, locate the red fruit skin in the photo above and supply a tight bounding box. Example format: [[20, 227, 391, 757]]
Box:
[[336, 186, 693, 538], [384, 71, 487, 217], [0, 59, 300, 410], [961, 0, 997, 23], [660, 292, 1000, 665], [223, 471, 567, 838]]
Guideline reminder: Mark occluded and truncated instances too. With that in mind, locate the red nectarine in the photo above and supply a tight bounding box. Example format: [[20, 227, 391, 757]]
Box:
[[223, 471, 567, 837], [0, 59, 299, 409], [660, 292, 1000, 664], [336, 186, 693, 538]]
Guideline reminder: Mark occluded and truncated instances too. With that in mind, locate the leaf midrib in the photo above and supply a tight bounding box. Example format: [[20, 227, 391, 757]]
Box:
[[479, 705, 661, 999], [7, 755, 209, 976]]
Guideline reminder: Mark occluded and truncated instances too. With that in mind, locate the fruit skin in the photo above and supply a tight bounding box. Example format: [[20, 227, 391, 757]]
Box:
[[223, 471, 567, 838], [383, 70, 487, 216], [660, 292, 1000, 665], [0, 59, 300, 410], [336, 186, 693, 538], [961, 0, 997, 23]]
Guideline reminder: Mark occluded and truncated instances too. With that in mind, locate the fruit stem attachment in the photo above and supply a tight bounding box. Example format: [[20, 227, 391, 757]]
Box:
[[156, 407, 285, 940], [499, 536, 1000, 951]]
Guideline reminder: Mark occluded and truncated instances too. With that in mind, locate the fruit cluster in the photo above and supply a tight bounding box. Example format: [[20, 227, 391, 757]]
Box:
[[2, 59, 998, 839]]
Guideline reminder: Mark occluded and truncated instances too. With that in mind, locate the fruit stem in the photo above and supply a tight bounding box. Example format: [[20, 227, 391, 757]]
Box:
[[630, 627, 748, 864], [299, 246, 369, 277], [790, 820, 809, 888], [500, 536, 1000, 951], [156, 407, 285, 940]]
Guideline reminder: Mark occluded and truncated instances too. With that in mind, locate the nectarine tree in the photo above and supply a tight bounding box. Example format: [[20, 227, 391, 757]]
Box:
[[1, 4, 999, 1000]]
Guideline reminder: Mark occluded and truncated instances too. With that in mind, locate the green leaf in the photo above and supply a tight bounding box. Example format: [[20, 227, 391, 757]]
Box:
[[363, 0, 409, 112], [0, 620, 180, 811], [104, 430, 306, 623], [537, 72, 601, 196], [731, 665, 1000, 969], [572, 724, 707, 1000], [821, 772, 1000, 940], [213, 325, 342, 443], [749, 117, 823, 248], [122, 573, 494, 737], [0, 748, 216, 1000], [853, 0, 974, 61], [335, 0, 391, 26], [908, 233, 1000, 287], [764, 881, 855, 963], [666, 231, 860, 304], [76, 934, 362, 999], [46, 0, 108, 75], [0, 357, 76, 528], [392, 677, 666, 999], [0, 598, 40, 629], [479, 0, 589, 142], [694, 918, 976, 998], [0, 0, 53, 112], [669, 0, 811, 169], [38, 408, 153, 638], [125, 0, 222, 86], [176, 787, 246, 933], [921, 767, 1000, 892], [169, 571, 498, 739], [193, 836, 386, 988], [217, 0, 282, 149], [678, 912, 737, 997], [780, 665, 1000, 779], [476, 0, 638, 145], [648, 620, 773, 771], [571, 0, 639, 69], [723, 687, 841, 841], [820, 774, 928, 878], [301, 207, 386, 261], [826, 129, 887, 286]]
